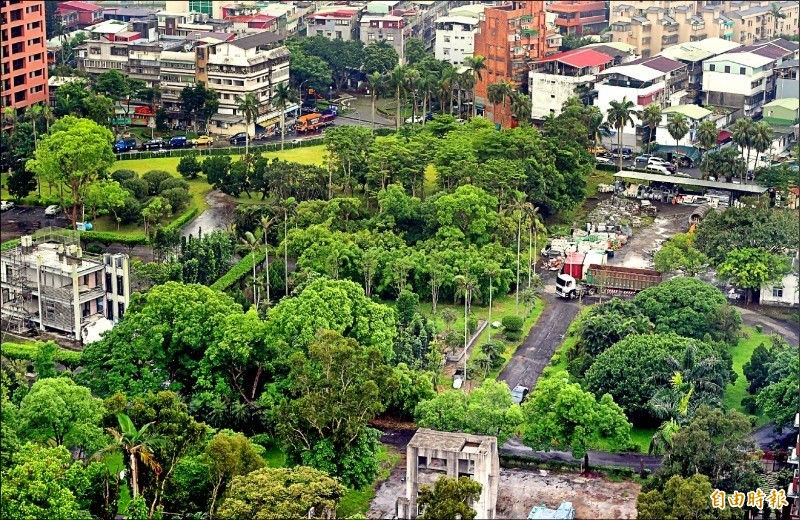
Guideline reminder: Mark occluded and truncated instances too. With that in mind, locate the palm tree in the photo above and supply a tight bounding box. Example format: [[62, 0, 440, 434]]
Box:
[[751, 121, 773, 181], [666, 113, 689, 172], [525, 204, 541, 283], [464, 55, 486, 119], [366, 72, 383, 130], [437, 75, 452, 114], [260, 215, 276, 304], [240, 231, 261, 307], [420, 72, 436, 125], [770, 2, 787, 37], [390, 66, 407, 131], [509, 92, 531, 124], [453, 273, 478, 383], [731, 117, 755, 182], [235, 93, 260, 157], [606, 97, 639, 171], [486, 81, 508, 128], [696, 120, 718, 179], [272, 83, 294, 151], [485, 264, 500, 341], [458, 71, 474, 120], [2, 106, 17, 131], [510, 191, 532, 316], [273, 197, 297, 296], [442, 68, 459, 116], [100, 413, 164, 499], [640, 103, 662, 153], [404, 68, 421, 125]]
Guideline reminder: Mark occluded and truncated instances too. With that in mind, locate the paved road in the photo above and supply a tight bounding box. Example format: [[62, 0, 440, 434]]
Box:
[[498, 292, 581, 391], [739, 306, 799, 347], [181, 190, 236, 239]]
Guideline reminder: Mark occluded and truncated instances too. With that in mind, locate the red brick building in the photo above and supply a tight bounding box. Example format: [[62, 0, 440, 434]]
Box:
[[1, 0, 49, 113], [474, 1, 558, 126], [548, 1, 608, 37]]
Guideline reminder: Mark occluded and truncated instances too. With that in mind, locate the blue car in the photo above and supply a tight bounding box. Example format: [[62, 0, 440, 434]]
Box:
[[113, 137, 137, 153]]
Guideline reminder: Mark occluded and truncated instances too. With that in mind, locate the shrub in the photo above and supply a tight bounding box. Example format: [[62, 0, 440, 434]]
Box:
[[0, 342, 83, 368], [122, 178, 149, 200], [86, 244, 104, 254], [160, 187, 191, 213], [142, 170, 172, 196], [118, 196, 142, 224], [111, 169, 137, 183], [502, 315, 523, 332], [177, 155, 202, 179], [467, 316, 478, 336], [210, 249, 267, 292], [164, 207, 199, 232], [505, 329, 523, 341], [158, 177, 189, 194], [80, 231, 147, 246]]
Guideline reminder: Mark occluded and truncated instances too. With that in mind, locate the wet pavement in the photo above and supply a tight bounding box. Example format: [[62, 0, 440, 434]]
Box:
[[181, 190, 237, 239]]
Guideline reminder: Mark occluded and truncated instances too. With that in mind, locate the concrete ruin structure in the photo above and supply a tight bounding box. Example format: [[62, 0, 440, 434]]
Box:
[[396, 428, 499, 519]]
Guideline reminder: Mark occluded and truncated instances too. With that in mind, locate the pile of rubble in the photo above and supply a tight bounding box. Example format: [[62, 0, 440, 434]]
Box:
[[587, 196, 647, 229]]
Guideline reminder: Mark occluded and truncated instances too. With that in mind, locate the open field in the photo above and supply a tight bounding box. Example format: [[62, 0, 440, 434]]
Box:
[[723, 326, 772, 426]]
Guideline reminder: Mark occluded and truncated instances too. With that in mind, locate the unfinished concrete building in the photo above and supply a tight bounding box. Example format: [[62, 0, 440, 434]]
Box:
[[0, 228, 130, 341], [396, 428, 500, 519]]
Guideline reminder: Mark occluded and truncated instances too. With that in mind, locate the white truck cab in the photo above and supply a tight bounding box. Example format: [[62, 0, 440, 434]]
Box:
[[555, 273, 578, 298]]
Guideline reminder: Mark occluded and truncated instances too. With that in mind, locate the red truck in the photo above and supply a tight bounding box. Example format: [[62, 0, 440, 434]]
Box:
[[556, 264, 662, 299]]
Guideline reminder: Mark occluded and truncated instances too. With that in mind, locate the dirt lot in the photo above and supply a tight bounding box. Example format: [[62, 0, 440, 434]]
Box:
[[368, 462, 641, 520], [608, 202, 694, 270]]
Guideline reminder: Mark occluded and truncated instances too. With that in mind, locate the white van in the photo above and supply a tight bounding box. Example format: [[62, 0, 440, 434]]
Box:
[[646, 164, 671, 175]]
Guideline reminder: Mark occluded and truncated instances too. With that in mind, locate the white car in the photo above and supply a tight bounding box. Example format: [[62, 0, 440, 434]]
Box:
[[595, 157, 613, 164], [646, 164, 671, 175], [404, 115, 423, 124], [0, 200, 14, 211], [44, 205, 62, 216], [648, 157, 669, 166], [453, 375, 463, 389]]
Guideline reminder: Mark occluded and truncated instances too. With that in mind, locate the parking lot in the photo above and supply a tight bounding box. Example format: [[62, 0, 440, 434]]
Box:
[[0, 205, 70, 242]]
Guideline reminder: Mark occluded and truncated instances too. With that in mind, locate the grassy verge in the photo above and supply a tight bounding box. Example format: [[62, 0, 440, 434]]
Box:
[[103, 452, 131, 514], [723, 326, 772, 427], [337, 444, 403, 517]]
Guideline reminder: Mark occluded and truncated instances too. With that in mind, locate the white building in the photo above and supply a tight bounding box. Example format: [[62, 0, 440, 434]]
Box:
[[201, 32, 294, 135], [657, 104, 714, 147], [434, 16, 479, 66], [159, 49, 196, 115], [528, 47, 615, 120], [760, 255, 799, 307], [309, 6, 361, 41]]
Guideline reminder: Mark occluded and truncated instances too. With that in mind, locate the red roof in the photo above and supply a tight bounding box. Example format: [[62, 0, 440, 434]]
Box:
[[717, 130, 733, 143], [535, 48, 613, 68], [313, 8, 360, 19], [58, 1, 102, 12]]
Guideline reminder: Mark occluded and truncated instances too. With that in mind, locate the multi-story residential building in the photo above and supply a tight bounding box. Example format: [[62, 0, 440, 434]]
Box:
[[776, 59, 799, 100], [402, 1, 465, 52], [360, 14, 406, 63], [0, 0, 48, 113], [595, 55, 688, 147], [80, 37, 184, 88], [395, 429, 500, 520], [759, 253, 798, 306], [763, 98, 799, 126], [528, 47, 615, 120], [609, 1, 800, 58], [0, 231, 130, 341], [788, 413, 800, 518], [702, 39, 799, 119], [203, 32, 293, 135], [548, 1, 608, 37], [168, 0, 224, 19], [309, 6, 361, 41], [474, 1, 560, 125], [434, 16, 480, 66], [56, 0, 104, 31], [658, 38, 742, 104], [160, 49, 197, 116], [103, 7, 158, 23], [657, 104, 714, 147]]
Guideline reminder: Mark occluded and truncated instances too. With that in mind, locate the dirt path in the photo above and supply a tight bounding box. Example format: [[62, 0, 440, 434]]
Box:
[[498, 293, 581, 391], [182, 190, 236, 239]]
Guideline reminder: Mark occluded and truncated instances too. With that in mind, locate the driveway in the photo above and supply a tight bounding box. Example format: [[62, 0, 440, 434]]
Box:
[[501, 437, 664, 472], [498, 292, 581, 391]]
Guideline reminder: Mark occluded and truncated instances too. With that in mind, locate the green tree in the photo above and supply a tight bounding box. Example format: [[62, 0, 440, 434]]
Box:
[[640, 103, 662, 153], [486, 79, 512, 127], [521, 376, 632, 469], [751, 121, 773, 179], [101, 413, 164, 499], [696, 119, 718, 178], [637, 474, 718, 520], [206, 431, 265, 518], [755, 163, 797, 190], [141, 197, 172, 235], [405, 37, 426, 65], [273, 83, 295, 152], [756, 343, 798, 429], [418, 476, 483, 520], [177, 155, 202, 179], [464, 55, 486, 119], [653, 232, 709, 276], [363, 40, 399, 75], [390, 65, 408, 131], [216, 466, 346, 520], [666, 113, 689, 167], [717, 248, 790, 304], [18, 377, 105, 458], [572, 298, 653, 363], [731, 117, 755, 181], [26, 116, 115, 228], [324, 125, 375, 197], [742, 342, 775, 394], [235, 93, 260, 157], [83, 179, 129, 229], [509, 92, 531, 124], [606, 97, 639, 170], [694, 207, 798, 263]]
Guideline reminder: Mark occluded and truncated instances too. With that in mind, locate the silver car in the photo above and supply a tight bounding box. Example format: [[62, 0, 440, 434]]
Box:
[[44, 205, 61, 216]]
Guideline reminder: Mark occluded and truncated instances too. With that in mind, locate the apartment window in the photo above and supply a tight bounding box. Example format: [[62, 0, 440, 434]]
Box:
[[105, 273, 112, 292], [368, 33, 375, 40], [724, 65, 730, 73], [10, 9, 22, 22], [739, 67, 745, 74], [30, 85, 43, 94], [709, 64, 715, 71], [97, 298, 104, 315], [117, 276, 124, 296], [118, 302, 125, 318], [386, 33, 394, 41], [29, 53, 42, 62], [444, 36, 451, 42], [772, 288, 783, 298], [335, 31, 342, 39], [13, 91, 25, 102], [11, 42, 24, 54], [13, 75, 25, 86], [90, 47, 101, 55], [11, 26, 23, 38], [26, 21, 41, 30], [26, 4, 39, 12]]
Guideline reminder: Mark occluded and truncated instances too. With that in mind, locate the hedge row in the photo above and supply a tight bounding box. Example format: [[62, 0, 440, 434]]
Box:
[[1, 341, 83, 368], [210, 249, 267, 292], [1, 239, 21, 252], [80, 230, 148, 246], [596, 163, 620, 173], [164, 207, 199, 232]]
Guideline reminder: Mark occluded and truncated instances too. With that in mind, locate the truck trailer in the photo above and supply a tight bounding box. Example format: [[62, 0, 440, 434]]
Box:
[[556, 264, 662, 299]]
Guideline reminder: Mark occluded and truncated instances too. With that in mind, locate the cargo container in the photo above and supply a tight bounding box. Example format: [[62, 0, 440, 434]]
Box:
[[556, 264, 661, 299]]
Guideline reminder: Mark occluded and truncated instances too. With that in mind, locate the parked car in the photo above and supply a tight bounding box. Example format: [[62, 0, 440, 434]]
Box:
[[192, 135, 214, 146], [635, 154, 652, 164], [646, 164, 671, 175], [0, 200, 14, 211], [113, 137, 137, 153], [169, 136, 188, 148], [648, 157, 676, 173], [596, 156, 613, 165], [404, 115, 423, 124], [229, 132, 248, 145], [141, 138, 165, 150], [511, 385, 529, 404], [44, 205, 61, 216], [611, 147, 633, 159]]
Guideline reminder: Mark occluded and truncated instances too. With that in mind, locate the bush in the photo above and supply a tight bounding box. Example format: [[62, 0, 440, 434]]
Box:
[[164, 207, 199, 232], [122, 178, 149, 200], [502, 315, 523, 332], [111, 169, 137, 183], [505, 329, 523, 341], [160, 187, 191, 213], [177, 155, 202, 179], [80, 230, 147, 246], [467, 316, 478, 336], [118, 196, 142, 224], [210, 249, 267, 292], [142, 170, 172, 196], [86, 244, 104, 254], [0, 342, 83, 368], [158, 177, 189, 194]]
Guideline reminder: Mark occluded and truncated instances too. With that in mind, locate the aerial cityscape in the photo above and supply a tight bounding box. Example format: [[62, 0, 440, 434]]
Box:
[[0, 0, 798, 518]]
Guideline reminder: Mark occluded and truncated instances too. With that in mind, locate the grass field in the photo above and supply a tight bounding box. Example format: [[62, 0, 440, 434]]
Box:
[[723, 326, 772, 427], [103, 452, 131, 514]]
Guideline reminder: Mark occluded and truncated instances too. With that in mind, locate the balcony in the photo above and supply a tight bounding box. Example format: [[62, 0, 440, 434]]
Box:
[[662, 34, 679, 45], [788, 470, 799, 499], [790, 447, 798, 465], [78, 284, 106, 303]]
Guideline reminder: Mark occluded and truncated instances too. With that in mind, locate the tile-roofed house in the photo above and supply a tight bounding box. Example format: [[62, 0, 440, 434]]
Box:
[[229, 31, 282, 50], [57, 0, 104, 30], [625, 55, 684, 73]]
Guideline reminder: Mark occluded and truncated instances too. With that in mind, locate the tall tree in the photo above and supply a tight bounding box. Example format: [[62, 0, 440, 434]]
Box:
[[273, 196, 297, 296], [205, 431, 265, 519], [751, 121, 773, 179], [390, 66, 407, 131], [640, 103, 662, 153], [486, 80, 512, 128], [509, 92, 532, 123], [366, 72, 383, 129], [731, 117, 755, 182], [695, 120, 718, 179], [717, 247, 790, 305], [464, 55, 486, 119], [101, 413, 164, 499], [272, 83, 294, 151], [666, 113, 689, 170], [606, 97, 639, 171], [235, 93, 260, 157], [418, 476, 483, 520]]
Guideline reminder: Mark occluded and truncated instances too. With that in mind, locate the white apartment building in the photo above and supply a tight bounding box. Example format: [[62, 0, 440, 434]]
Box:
[[201, 32, 293, 135], [434, 16, 479, 66], [528, 47, 615, 120], [702, 52, 774, 118], [309, 6, 361, 41], [0, 231, 130, 341], [160, 49, 196, 114], [760, 255, 799, 307]]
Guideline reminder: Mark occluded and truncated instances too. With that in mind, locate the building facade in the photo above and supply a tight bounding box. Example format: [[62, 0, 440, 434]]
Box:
[[360, 14, 406, 63], [474, 1, 560, 125], [310, 7, 361, 41], [56, 0, 104, 30], [0, 231, 130, 341], [775, 59, 799, 100], [1, 0, 49, 113], [658, 38, 742, 104], [759, 255, 799, 306], [396, 429, 500, 520], [434, 16, 480, 66], [548, 1, 608, 37]]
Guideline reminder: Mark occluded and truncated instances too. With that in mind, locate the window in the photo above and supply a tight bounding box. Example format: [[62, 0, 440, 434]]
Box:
[[118, 302, 125, 318], [772, 288, 783, 298], [368, 32, 375, 41], [709, 64, 715, 71], [105, 273, 112, 292], [386, 33, 394, 41], [739, 67, 745, 74], [444, 36, 451, 42], [724, 65, 730, 73], [117, 275, 124, 296]]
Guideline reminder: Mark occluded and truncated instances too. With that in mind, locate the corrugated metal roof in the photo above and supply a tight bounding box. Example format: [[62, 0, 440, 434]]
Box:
[[615, 171, 768, 194], [626, 55, 685, 73], [662, 104, 712, 120], [535, 48, 613, 68]]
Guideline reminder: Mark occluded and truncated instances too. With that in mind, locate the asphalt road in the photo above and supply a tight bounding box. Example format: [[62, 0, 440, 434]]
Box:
[[497, 292, 581, 391], [0, 205, 70, 242]]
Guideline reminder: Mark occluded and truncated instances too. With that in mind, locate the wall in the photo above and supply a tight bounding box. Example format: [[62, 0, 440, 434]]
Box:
[[529, 72, 592, 119], [760, 273, 800, 306]]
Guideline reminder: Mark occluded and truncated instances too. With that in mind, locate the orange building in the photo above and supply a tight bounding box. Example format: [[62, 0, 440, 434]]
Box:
[[1, 0, 49, 113], [474, 1, 557, 127], [548, 1, 608, 37]]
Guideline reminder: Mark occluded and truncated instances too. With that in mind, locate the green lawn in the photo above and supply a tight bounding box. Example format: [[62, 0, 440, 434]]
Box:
[[723, 326, 772, 427], [103, 452, 131, 514], [337, 444, 403, 517]]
